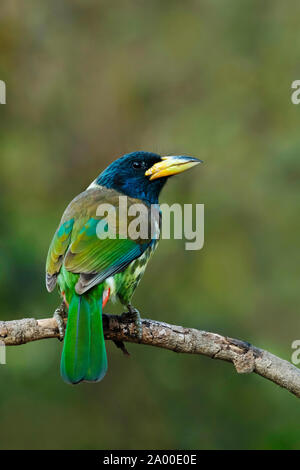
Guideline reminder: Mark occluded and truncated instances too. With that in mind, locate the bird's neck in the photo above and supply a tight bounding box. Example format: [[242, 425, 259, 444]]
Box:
[[95, 174, 164, 205]]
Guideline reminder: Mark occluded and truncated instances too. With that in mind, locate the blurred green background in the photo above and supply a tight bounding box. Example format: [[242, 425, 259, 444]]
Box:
[[0, 0, 300, 450]]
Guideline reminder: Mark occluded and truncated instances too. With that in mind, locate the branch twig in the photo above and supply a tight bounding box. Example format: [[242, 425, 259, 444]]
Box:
[[0, 313, 299, 398]]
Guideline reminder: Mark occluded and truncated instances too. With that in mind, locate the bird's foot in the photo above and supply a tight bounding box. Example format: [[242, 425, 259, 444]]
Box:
[[121, 305, 143, 341], [53, 302, 67, 341]]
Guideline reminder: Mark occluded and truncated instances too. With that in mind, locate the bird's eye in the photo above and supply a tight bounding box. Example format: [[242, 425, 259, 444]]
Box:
[[132, 161, 142, 169]]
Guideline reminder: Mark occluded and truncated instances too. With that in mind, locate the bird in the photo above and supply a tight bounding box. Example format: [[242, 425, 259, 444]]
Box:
[[46, 151, 201, 384]]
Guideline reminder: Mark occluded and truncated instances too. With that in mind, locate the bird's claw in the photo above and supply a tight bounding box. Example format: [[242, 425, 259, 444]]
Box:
[[121, 305, 143, 341], [113, 340, 130, 356], [53, 302, 66, 341]]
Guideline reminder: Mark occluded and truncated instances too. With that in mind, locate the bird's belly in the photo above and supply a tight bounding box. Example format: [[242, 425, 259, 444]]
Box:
[[110, 242, 158, 306], [103, 275, 117, 302]]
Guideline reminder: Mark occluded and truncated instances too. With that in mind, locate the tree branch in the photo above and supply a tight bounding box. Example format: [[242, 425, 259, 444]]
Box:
[[0, 313, 299, 398]]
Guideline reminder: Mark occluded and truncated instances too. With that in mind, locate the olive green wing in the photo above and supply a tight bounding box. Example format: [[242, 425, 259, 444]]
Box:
[[46, 186, 152, 294], [46, 219, 74, 292], [64, 217, 150, 294]]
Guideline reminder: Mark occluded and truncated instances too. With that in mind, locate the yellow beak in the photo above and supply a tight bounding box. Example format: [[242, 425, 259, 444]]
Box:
[[145, 155, 202, 180]]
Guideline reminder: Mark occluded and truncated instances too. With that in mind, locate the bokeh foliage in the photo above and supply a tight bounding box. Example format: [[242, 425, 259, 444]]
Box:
[[0, 0, 300, 449]]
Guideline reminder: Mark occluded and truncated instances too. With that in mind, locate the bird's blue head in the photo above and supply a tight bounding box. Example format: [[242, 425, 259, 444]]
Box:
[[96, 151, 202, 204]]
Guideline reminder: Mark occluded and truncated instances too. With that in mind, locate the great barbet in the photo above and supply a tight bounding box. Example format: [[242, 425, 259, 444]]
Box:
[[46, 151, 201, 384]]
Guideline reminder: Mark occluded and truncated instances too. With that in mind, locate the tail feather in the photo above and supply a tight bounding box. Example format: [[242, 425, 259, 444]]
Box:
[[61, 286, 107, 384]]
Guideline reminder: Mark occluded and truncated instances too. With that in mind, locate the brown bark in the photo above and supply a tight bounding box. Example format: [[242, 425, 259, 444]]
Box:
[[0, 313, 299, 398]]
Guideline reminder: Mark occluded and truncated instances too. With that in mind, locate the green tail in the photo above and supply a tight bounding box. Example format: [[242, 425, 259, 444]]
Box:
[[60, 285, 108, 384]]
